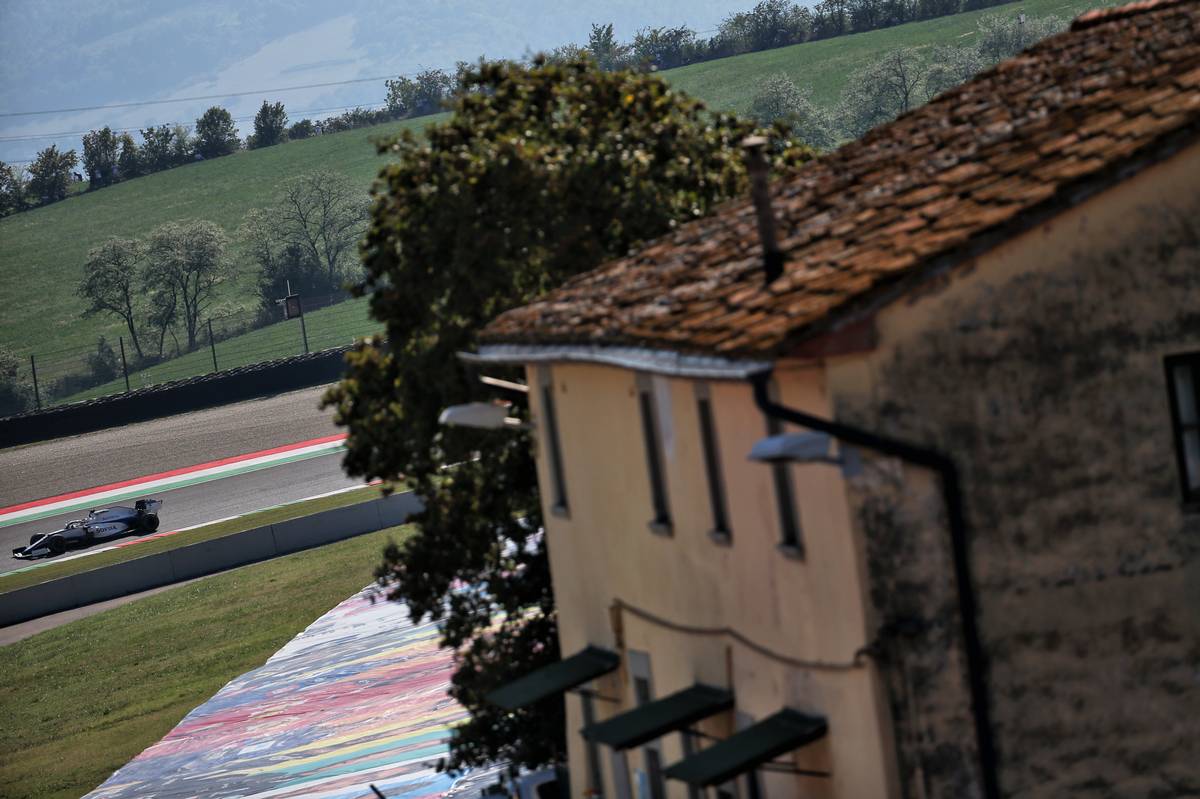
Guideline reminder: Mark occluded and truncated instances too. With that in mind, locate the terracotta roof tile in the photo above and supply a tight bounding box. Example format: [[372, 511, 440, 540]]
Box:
[[481, 0, 1200, 358]]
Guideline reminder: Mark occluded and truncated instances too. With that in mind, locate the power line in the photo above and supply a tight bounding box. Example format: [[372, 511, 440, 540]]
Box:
[[1, 20, 740, 155], [0, 74, 402, 118], [0, 99, 389, 143], [1, 21, 735, 121]]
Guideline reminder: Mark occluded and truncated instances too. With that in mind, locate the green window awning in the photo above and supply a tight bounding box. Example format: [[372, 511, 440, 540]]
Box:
[[582, 684, 733, 750], [486, 646, 620, 711], [663, 708, 828, 787]]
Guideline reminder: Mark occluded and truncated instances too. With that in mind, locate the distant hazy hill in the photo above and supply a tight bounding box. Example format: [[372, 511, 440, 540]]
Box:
[[1, 0, 747, 163], [0, 0, 1109, 360]]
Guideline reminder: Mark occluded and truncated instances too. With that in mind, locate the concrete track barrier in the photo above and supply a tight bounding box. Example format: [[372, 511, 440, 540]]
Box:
[[272, 500, 383, 554], [0, 491, 422, 628], [169, 525, 279, 582], [70, 552, 176, 608]]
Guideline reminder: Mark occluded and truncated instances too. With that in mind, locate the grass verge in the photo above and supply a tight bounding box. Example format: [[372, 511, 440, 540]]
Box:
[[0, 524, 411, 799], [60, 296, 380, 404], [0, 483, 386, 595]]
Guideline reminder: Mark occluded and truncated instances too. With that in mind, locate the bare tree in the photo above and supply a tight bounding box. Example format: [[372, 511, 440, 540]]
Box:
[[273, 171, 368, 291], [145, 220, 228, 350], [78, 238, 148, 358], [750, 73, 837, 150], [924, 45, 986, 101], [975, 12, 1065, 63], [837, 48, 926, 139], [147, 283, 180, 358]]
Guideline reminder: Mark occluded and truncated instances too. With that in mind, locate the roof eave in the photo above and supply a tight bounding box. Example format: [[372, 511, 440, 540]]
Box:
[[461, 343, 773, 380]]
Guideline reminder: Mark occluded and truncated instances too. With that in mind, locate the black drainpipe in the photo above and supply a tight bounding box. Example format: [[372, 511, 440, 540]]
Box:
[[750, 371, 1001, 799]]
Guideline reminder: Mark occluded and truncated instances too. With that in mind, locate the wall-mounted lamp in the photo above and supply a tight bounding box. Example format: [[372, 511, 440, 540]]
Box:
[[438, 402, 528, 430], [749, 431, 840, 465], [479, 375, 529, 394]]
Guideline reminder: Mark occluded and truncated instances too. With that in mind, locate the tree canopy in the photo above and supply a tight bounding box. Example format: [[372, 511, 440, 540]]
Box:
[[0, 161, 26, 217], [324, 57, 810, 770], [750, 73, 836, 150], [145, 220, 228, 350], [239, 171, 367, 310], [194, 106, 240, 159], [0, 347, 35, 417], [82, 127, 120, 188], [384, 69, 455, 118], [250, 101, 288, 149], [26, 145, 77, 205]]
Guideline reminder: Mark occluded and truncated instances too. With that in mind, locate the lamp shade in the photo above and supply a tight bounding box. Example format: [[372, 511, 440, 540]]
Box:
[[748, 431, 838, 464]]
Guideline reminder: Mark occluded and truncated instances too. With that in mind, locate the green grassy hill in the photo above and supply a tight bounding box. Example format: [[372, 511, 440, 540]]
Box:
[[665, 0, 1107, 114], [0, 117, 439, 359], [0, 0, 1109, 373], [57, 297, 375, 405]]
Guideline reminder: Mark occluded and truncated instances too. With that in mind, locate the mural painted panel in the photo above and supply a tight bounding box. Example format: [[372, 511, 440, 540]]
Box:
[[85, 586, 486, 799]]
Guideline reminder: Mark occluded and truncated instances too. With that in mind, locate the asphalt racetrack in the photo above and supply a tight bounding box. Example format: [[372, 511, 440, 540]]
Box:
[[0, 386, 363, 577]]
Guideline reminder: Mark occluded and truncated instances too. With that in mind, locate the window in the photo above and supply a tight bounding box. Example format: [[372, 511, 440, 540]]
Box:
[[1167, 353, 1200, 508], [580, 693, 605, 797], [680, 727, 703, 799], [539, 367, 569, 516], [611, 750, 633, 799], [629, 652, 666, 799], [766, 384, 803, 555], [737, 711, 763, 799], [744, 768, 763, 799], [694, 382, 732, 543], [637, 374, 671, 533]]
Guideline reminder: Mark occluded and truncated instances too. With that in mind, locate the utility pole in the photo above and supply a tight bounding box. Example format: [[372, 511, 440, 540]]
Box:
[[298, 296, 309, 354], [283, 292, 309, 354], [118, 336, 131, 393], [29, 354, 41, 410], [207, 319, 219, 372]]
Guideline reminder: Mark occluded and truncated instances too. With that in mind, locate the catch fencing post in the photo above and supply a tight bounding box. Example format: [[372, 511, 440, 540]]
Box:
[[118, 336, 131, 393], [29, 354, 41, 410], [299, 299, 309, 354], [207, 319, 219, 373], [284, 294, 309, 354]]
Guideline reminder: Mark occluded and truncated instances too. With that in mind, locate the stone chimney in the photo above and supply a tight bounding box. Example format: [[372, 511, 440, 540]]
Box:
[[742, 136, 784, 285]]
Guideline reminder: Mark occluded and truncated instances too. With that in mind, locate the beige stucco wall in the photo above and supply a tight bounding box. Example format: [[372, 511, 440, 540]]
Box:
[[821, 140, 1200, 798], [526, 360, 900, 798]]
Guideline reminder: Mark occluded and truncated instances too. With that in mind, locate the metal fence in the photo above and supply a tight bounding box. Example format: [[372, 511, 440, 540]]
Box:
[[10, 293, 380, 414]]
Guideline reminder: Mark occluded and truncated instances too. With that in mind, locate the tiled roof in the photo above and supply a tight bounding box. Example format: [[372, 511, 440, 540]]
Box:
[[481, 0, 1200, 358]]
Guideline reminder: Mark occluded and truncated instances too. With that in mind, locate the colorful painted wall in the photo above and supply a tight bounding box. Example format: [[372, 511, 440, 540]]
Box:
[[84, 586, 487, 799]]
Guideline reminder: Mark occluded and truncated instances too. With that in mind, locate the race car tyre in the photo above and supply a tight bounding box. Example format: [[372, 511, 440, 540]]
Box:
[[140, 514, 160, 533], [48, 536, 66, 556], [30, 535, 39, 546]]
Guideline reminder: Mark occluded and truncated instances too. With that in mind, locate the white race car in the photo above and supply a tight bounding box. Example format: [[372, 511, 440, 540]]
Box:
[[13, 499, 162, 559]]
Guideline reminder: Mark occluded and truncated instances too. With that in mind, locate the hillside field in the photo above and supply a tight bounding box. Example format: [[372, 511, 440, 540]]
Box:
[[0, 116, 438, 360], [0, 0, 1110, 368], [54, 296, 376, 405]]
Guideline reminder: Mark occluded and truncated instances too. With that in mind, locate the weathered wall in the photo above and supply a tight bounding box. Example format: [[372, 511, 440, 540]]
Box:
[[826, 142, 1200, 798]]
